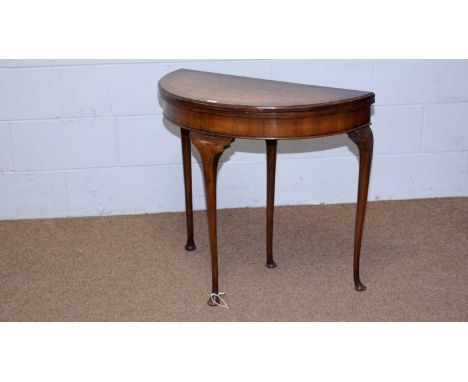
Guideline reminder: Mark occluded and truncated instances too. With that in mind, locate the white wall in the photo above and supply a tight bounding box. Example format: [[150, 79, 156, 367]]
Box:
[[0, 59, 467, 220]]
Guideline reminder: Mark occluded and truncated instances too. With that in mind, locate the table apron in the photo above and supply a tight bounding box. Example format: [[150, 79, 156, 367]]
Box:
[[163, 103, 372, 139]]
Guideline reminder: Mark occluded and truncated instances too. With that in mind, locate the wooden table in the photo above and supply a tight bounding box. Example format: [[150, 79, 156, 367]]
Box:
[[158, 69, 375, 306]]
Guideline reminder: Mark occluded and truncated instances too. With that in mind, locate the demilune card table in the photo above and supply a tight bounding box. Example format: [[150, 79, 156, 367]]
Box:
[[158, 69, 375, 306]]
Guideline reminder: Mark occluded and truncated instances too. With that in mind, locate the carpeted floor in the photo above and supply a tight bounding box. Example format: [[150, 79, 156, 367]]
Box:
[[0, 197, 467, 321]]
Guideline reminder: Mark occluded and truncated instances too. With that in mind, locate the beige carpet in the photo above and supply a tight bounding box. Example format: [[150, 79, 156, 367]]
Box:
[[0, 197, 467, 321]]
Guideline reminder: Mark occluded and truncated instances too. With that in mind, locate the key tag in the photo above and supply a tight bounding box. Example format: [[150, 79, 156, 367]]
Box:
[[210, 292, 229, 309]]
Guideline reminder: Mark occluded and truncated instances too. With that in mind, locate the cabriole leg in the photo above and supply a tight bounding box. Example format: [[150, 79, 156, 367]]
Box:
[[347, 126, 374, 292], [181, 128, 196, 251], [191, 132, 234, 306], [266, 140, 278, 268]]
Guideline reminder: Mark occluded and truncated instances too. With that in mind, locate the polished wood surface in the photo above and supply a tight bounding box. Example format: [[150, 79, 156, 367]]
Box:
[[159, 69, 374, 139], [160, 69, 373, 111], [160, 69, 375, 306]]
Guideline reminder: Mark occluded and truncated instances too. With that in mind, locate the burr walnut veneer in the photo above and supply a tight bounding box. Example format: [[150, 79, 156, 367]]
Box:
[[158, 69, 375, 306]]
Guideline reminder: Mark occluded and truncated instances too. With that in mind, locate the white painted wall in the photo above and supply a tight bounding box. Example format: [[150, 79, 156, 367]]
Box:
[[0, 59, 467, 220]]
